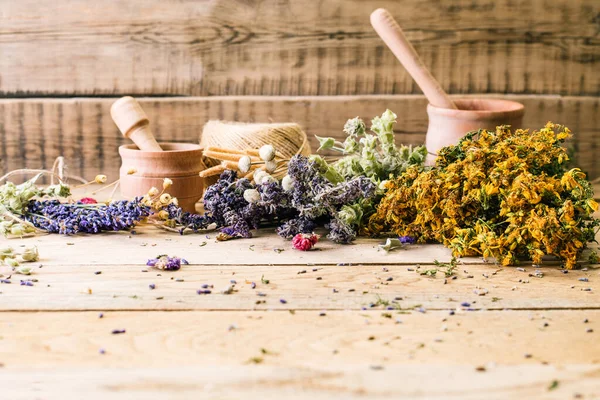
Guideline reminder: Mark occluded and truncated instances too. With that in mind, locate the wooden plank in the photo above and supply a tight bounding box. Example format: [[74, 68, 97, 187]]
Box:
[[2, 365, 598, 400], [6, 223, 600, 268], [0, 0, 598, 97], [1, 95, 599, 181], [2, 310, 598, 366], [0, 311, 599, 399], [1, 234, 598, 310]]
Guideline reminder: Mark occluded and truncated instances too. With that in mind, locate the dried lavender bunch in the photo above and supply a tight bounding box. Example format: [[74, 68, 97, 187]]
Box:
[[24, 198, 150, 234], [0, 174, 71, 237], [203, 170, 297, 239], [278, 155, 377, 243], [160, 203, 214, 234]]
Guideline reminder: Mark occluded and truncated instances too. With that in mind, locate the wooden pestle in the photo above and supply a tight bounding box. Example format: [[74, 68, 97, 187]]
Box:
[[370, 8, 457, 110], [110, 96, 163, 151]]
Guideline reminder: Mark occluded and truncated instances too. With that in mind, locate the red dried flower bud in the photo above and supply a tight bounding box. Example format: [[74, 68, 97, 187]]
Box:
[[80, 197, 98, 204], [292, 233, 320, 251]]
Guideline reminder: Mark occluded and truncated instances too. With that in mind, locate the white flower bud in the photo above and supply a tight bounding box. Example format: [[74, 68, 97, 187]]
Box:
[[94, 174, 107, 184], [162, 178, 173, 189], [16, 265, 32, 275], [0, 246, 14, 257], [243, 189, 261, 203], [281, 175, 294, 191], [148, 187, 159, 197], [20, 246, 39, 262], [238, 156, 252, 174], [10, 225, 25, 237], [261, 175, 276, 184], [259, 145, 276, 162], [265, 160, 278, 173], [6, 257, 19, 267], [254, 171, 268, 185], [159, 193, 172, 204], [158, 210, 169, 220]]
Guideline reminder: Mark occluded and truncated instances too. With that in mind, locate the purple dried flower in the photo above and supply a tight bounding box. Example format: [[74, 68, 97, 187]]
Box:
[[146, 255, 182, 271], [24, 198, 150, 234], [399, 235, 416, 244]]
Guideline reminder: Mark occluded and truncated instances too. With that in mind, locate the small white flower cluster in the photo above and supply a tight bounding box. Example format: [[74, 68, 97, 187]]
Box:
[[0, 245, 39, 271], [142, 178, 179, 211], [238, 144, 279, 176]]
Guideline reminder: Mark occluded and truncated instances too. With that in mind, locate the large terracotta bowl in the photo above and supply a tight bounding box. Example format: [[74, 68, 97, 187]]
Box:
[[119, 143, 205, 213], [425, 99, 525, 165]]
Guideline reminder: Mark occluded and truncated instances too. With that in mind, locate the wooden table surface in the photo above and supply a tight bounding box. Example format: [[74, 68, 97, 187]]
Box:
[[1, 221, 599, 399]]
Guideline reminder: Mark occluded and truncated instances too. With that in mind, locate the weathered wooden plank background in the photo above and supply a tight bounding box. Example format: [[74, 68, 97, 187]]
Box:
[[1, 95, 599, 180], [0, 0, 599, 179], [1, 0, 599, 97]]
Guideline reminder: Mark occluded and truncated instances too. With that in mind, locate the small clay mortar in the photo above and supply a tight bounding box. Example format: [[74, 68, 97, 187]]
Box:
[[425, 98, 525, 164], [119, 143, 205, 213]]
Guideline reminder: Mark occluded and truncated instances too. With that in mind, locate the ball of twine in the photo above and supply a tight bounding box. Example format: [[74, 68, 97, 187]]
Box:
[[199, 121, 312, 181]]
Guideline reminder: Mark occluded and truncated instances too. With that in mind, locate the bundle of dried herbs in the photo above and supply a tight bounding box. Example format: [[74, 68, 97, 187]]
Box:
[[316, 109, 427, 184], [368, 123, 599, 268]]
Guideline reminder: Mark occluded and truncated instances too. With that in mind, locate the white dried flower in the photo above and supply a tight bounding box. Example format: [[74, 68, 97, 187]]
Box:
[[265, 160, 278, 173], [243, 189, 261, 203], [94, 174, 107, 184], [259, 145, 276, 162], [5, 258, 19, 267], [16, 265, 32, 275], [10, 225, 25, 237], [163, 178, 173, 189], [0, 246, 14, 259], [159, 193, 172, 204], [20, 246, 39, 262], [238, 156, 252, 174], [158, 210, 169, 220], [281, 175, 294, 191], [260, 175, 277, 184], [254, 171, 268, 185], [148, 187, 160, 197]]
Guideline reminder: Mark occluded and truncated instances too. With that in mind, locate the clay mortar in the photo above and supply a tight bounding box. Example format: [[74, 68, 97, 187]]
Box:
[[425, 98, 525, 165], [119, 143, 205, 213]]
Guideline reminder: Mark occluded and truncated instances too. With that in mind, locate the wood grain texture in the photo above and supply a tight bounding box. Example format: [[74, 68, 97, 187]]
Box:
[[0, 0, 598, 97], [0, 311, 598, 367], [1, 95, 599, 181], [2, 225, 598, 311], [1, 311, 599, 399], [2, 364, 599, 400]]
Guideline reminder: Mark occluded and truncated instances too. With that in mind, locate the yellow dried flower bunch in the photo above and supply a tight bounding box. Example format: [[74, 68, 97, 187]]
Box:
[[368, 123, 599, 269]]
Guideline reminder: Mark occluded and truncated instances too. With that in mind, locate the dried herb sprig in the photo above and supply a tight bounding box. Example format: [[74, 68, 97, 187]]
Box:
[[369, 123, 599, 269], [315, 110, 427, 185]]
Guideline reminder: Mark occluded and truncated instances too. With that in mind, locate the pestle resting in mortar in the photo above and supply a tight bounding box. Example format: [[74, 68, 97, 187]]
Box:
[[370, 8, 524, 164], [111, 96, 205, 213]]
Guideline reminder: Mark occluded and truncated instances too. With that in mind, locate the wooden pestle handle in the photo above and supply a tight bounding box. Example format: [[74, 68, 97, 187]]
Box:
[[110, 96, 163, 151], [370, 8, 457, 110]]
